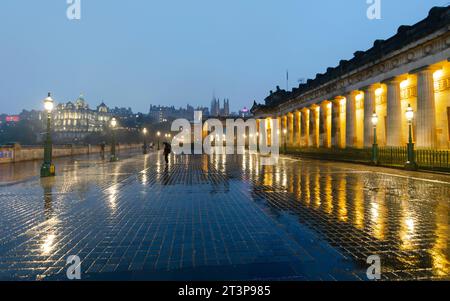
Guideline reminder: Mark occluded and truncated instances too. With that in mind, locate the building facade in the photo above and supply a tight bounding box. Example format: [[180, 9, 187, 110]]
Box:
[[252, 7, 450, 150], [148, 104, 208, 123], [210, 97, 231, 117], [52, 95, 111, 141]]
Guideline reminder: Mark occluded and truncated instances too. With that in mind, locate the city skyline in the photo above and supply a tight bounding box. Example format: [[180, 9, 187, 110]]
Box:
[[1, 0, 448, 115], [0, 2, 449, 286]]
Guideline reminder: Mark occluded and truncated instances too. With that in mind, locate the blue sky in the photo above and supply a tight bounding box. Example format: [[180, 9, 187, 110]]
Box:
[[0, 0, 448, 114]]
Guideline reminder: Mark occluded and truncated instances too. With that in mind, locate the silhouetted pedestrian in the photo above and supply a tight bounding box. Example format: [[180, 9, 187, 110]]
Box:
[[100, 142, 106, 159], [163, 142, 171, 164]]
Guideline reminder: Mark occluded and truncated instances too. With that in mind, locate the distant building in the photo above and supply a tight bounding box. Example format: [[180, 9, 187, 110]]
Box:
[[239, 107, 251, 118], [52, 95, 112, 141], [0, 115, 20, 125], [149, 104, 207, 122], [210, 97, 220, 117], [210, 96, 231, 117]]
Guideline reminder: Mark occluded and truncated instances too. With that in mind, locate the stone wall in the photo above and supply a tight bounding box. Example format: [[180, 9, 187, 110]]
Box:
[[0, 143, 141, 164]]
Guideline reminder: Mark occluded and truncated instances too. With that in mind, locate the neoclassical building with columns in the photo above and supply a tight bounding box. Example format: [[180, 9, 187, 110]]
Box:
[[252, 6, 450, 151]]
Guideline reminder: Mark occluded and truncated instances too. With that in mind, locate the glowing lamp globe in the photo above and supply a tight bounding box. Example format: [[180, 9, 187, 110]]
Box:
[[110, 117, 117, 128], [371, 113, 379, 126], [405, 105, 414, 122], [43, 93, 54, 112]]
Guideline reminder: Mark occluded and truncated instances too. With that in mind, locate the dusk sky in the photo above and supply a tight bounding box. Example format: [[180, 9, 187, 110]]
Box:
[[0, 0, 448, 114]]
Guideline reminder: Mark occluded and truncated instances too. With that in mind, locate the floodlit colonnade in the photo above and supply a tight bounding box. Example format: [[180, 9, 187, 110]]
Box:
[[262, 62, 450, 150]]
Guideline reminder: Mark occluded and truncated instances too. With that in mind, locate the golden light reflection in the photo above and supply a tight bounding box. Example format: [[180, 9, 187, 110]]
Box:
[[202, 155, 209, 173], [303, 172, 311, 207], [41, 233, 56, 255], [263, 165, 273, 187], [370, 193, 386, 240], [282, 169, 288, 189], [323, 174, 333, 215], [353, 177, 364, 229], [399, 214, 416, 251], [337, 176, 348, 222], [106, 185, 119, 211], [141, 172, 148, 185], [313, 173, 321, 209], [295, 173, 301, 201], [430, 201, 450, 276]]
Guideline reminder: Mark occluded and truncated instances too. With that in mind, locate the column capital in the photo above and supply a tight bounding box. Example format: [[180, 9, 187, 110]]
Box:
[[410, 65, 439, 75], [381, 75, 407, 85], [346, 90, 360, 98], [360, 84, 377, 92], [331, 96, 345, 104]]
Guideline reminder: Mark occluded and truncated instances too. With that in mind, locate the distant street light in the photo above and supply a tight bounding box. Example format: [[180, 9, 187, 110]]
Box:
[[405, 104, 417, 170], [142, 128, 148, 155], [157, 131, 161, 150], [371, 112, 379, 165], [110, 117, 118, 162], [40, 93, 56, 178]]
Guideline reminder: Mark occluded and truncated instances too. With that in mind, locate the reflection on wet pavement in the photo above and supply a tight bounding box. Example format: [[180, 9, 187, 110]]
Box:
[[0, 152, 449, 280]]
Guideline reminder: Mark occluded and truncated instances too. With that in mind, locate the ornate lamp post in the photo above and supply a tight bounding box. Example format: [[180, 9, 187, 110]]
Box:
[[371, 112, 379, 165], [41, 93, 56, 178], [405, 104, 418, 170], [157, 131, 161, 150], [142, 128, 148, 154], [283, 129, 287, 153], [110, 117, 118, 162]]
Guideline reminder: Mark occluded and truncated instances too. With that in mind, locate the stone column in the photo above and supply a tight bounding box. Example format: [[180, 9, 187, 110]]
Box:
[[310, 106, 318, 147], [331, 99, 340, 148], [363, 85, 376, 147], [345, 92, 357, 148], [415, 67, 437, 148], [294, 111, 301, 147], [385, 78, 403, 146], [288, 113, 294, 146], [320, 101, 330, 148], [302, 109, 309, 147]]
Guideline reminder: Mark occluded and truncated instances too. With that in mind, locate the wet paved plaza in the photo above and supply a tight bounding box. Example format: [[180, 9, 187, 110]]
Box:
[[0, 151, 449, 281]]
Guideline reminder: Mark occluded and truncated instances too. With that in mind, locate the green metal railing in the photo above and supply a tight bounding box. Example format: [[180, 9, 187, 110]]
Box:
[[285, 146, 450, 172], [416, 148, 450, 170], [378, 146, 407, 166]]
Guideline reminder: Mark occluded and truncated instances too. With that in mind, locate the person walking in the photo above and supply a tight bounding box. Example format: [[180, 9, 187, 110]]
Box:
[[100, 141, 106, 159], [163, 142, 171, 164]]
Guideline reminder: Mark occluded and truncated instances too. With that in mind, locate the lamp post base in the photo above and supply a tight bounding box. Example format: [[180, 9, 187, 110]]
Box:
[[40, 163, 56, 178], [371, 143, 379, 166], [405, 161, 418, 171]]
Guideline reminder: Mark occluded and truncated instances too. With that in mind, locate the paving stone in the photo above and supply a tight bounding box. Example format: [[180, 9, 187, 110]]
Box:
[[0, 152, 449, 280]]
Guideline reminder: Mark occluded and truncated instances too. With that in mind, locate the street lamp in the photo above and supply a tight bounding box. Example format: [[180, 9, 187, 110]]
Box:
[[40, 93, 56, 177], [371, 112, 379, 165], [110, 117, 118, 162], [405, 104, 418, 170], [142, 128, 148, 155], [283, 128, 287, 153], [157, 131, 161, 150]]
